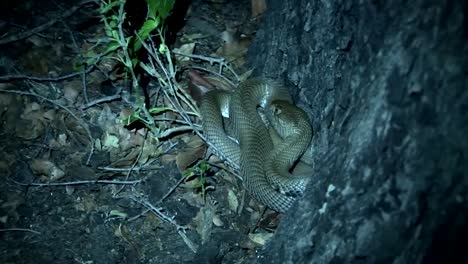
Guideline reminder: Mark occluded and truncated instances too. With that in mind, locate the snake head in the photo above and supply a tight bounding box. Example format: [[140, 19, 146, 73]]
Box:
[[268, 100, 311, 139]]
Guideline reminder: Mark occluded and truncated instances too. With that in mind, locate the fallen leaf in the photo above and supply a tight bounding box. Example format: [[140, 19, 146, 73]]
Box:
[[212, 214, 224, 227], [173, 43, 195, 63], [63, 83, 80, 103], [160, 154, 176, 165], [248, 232, 274, 246], [103, 132, 120, 149], [30, 159, 65, 181], [176, 135, 206, 172], [227, 189, 239, 212]]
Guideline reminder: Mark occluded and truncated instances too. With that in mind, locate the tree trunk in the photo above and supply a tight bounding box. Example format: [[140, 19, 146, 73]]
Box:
[[248, 0, 468, 262]]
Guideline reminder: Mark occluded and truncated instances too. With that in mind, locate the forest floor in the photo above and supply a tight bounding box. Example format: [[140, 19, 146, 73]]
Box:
[[0, 0, 282, 263]]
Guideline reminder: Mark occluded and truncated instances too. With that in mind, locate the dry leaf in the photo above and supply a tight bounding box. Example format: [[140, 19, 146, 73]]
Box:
[[212, 214, 224, 227], [174, 43, 195, 63], [103, 132, 119, 150], [119, 107, 134, 120], [227, 189, 239, 212], [160, 154, 177, 165], [248, 232, 274, 246], [176, 135, 206, 172], [63, 83, 80, 103], [30, 159, 65, 181], [43, 109, 56, 121]]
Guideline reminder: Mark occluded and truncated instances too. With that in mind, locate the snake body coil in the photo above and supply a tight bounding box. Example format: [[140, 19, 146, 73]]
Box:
[[200, 79, 312, 212]]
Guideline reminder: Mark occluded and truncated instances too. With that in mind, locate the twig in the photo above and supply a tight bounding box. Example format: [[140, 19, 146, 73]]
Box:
[[80, 93, 122, 110], [127, 209, 150, 222], [82, 67, 89, 103], [0, 88, 95, 164], [11, 179, 142, 187], [191, 66, 238, 89], [138, 35, 205, 142], [172, 51, 226, 66], [126, 196, 196, 252], [158, 125, 195, 138], [0, 0, 98, 45], [113, 131, 149, 197], [0, 67, 93, 82], [2, 21, 48, 39], [153, 117, 203, 127], [97, 165, 161, 171], [157, 175, 187, 204], [125, 145, 186, 223], [127, 173, 186, 222], [173, 51, 239, 81], [0, 228, 41, 235], [126, 196, 186, 231]]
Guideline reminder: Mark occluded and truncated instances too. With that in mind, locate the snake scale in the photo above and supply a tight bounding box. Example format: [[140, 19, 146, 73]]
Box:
[[200, 78, 313, 212]]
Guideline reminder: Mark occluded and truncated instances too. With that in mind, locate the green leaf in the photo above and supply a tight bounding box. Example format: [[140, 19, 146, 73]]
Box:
[[100, 0, 120, 14], [133, 40, 142, 53], [148, 106, 174, 115], [146, 0, 174, 20], [111, 29, 119, 40], [109, 19, 117, 29], [139, 62, 153, 75], [199, 161, 210, 172], [104, 41, 121, 55], [183, 168, 194, 177], [85, 57, 97, 66], [138, 18, 160, 40], [120, 109, 143, 126], [73, 63, 85, 72], [192, 177, 205, 189], [159, 0, 175, 20], [159, 43, 168, 53], [131, 58, 139, 68]]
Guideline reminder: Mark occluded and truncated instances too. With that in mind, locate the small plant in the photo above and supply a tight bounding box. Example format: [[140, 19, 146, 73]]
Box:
[[182, 161, 213, 199], [89, 0, 200, 141]]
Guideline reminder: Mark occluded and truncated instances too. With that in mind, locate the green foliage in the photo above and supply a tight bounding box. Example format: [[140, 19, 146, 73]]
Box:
[[91, 0, 176, 130], [182, 161, 212, 196], [120, 106, 175, 126], [96, 0, 175, 69], [134, 18, 160, 52], [147, 0, 174, 20]]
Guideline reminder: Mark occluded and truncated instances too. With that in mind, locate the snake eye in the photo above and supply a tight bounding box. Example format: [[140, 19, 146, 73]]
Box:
[[271, 104, 282, 115]]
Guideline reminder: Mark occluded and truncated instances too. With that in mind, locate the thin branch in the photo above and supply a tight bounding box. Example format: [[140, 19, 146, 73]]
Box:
[[172, 51, 226, 66], [127, 174, 187, 222], [97, 165, 161, 171], [126, 196, 187, 231], [0, 67, 93, 82], [0, 228, 41, 235], [11, 179, 142, 187], [113, 131, 149, 197], [157, 175, 187, 204], [80, 93, 122, 110], [173, 51, 239, 81], [191, 66, 238, 89], [158, 125, 195, 138]]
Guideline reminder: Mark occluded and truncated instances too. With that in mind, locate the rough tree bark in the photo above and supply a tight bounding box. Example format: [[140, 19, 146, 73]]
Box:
[[248, 0, 467, 263]]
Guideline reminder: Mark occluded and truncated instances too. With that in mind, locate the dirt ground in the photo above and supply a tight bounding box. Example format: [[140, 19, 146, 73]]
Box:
[[0, 0, 282, 263]]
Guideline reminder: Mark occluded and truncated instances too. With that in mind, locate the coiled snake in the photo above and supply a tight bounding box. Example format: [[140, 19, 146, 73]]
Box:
[[200, 79, 313, 212]]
